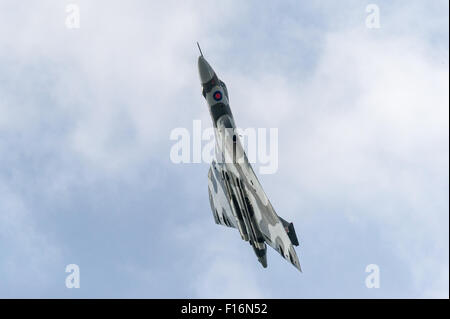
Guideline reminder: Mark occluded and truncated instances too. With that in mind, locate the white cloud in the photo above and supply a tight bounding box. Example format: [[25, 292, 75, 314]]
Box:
[[0, 0, 243, 174], [229, 27, 448, 297], [0, 183, 62, 296], [173, 219, 268, 298], [0, 0, 447, 298]]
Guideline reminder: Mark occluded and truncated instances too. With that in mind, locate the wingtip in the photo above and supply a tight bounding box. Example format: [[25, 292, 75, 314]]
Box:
[[295, 260, 303, 273]]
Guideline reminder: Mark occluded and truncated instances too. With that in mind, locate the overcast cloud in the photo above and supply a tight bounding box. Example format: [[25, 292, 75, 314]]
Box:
[[0, 0, 448, 298]]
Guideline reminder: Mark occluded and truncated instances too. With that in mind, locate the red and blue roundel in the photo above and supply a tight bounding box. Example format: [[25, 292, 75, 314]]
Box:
[[213, 90, 222, 101]]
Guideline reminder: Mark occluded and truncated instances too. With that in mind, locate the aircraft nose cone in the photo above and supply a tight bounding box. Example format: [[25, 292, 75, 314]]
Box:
[[198, 56, 215, 84]]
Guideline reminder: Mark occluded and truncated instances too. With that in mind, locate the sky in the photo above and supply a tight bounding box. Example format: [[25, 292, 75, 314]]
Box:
[[0, 0, 448, 298]]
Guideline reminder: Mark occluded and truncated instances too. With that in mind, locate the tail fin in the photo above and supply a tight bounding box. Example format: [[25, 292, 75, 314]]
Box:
[[279, 217, 300, 246]]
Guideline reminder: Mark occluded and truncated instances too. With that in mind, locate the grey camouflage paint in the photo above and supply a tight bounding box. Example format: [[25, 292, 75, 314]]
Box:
[[199, 51, 302, 272]]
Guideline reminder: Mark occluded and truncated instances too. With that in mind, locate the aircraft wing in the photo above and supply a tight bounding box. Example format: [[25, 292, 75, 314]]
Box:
[[208, 161, 236, 228], [238, 163, 302, 271]]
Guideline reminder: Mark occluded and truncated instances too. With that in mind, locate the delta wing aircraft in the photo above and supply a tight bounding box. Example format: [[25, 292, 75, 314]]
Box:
[[198, 44, 302, 271]]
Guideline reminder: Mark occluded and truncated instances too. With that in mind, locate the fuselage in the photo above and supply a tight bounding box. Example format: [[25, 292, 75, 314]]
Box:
[[198, 50, 302, 271], [198, 55, 268, 266]]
